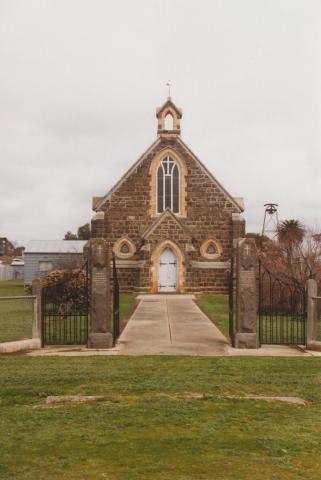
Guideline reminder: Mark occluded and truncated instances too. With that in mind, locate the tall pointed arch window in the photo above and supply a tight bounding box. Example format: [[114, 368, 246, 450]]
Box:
[[157, 156, 179, 214]]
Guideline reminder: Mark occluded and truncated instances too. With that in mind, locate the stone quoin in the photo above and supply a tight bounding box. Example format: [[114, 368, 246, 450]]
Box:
[[91, 97, 245, 294]]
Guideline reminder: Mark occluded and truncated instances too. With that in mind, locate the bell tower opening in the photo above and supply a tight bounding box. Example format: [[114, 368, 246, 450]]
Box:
[[156, 97, 182, 138], [165, 112, 174, 130]]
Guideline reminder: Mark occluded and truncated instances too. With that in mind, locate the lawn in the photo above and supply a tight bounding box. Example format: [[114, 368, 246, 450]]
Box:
[[0, 281, 137, 344], [119, 293, 138, 331], [0, 281, 33, 343], [196, 294, 229, 338], [1, 356, 321, 479]]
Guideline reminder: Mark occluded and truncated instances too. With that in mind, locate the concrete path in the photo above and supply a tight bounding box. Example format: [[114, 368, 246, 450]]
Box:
[[116, 294, 229, 355]]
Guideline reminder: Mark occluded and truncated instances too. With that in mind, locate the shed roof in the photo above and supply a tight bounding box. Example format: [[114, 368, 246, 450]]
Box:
[[11, 258, 24, 266], [24, 240, 87, 254]]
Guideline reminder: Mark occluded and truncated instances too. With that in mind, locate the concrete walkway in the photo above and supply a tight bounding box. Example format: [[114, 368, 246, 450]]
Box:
[[116, 294, 229, 355]]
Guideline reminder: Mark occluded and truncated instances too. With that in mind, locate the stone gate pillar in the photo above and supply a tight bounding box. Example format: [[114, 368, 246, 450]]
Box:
[[32, 278, 42, 341], [234, 238, 259, 349], [88, 238, 113, 349], [306, 279, 321, 351]]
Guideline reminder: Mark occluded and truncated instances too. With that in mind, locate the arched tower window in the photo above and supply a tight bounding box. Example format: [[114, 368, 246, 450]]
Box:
[[157, 156, 179, 214]]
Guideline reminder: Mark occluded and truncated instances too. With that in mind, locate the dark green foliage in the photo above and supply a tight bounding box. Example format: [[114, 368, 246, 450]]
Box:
[[63, 231, 78, 240], [77, 223, 90, 240], [63, 223, 90, 240]]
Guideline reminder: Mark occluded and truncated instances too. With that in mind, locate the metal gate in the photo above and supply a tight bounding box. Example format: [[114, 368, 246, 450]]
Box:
[[258, 262, 307, 345], [41, 264, 89, 346], [228, 256, 236, 347], [112, 254, 120, 344]]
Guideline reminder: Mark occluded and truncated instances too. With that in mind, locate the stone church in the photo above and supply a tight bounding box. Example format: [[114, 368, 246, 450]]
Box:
[[91, 98, 245, 294]]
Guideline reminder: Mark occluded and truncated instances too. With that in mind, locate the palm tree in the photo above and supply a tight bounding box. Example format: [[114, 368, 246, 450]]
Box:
[[277, 219, 305, 244], [277, 219, 305, 266]]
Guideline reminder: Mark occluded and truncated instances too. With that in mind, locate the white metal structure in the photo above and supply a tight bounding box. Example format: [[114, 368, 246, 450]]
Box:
[[158, 248, 177, 292]]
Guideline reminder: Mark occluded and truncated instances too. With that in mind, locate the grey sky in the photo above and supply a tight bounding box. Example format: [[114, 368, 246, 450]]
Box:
[[0, 0, 320, 245]]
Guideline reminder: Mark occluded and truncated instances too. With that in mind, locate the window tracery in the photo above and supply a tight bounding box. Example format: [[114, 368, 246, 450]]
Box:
[[157, 156, 179, 214]]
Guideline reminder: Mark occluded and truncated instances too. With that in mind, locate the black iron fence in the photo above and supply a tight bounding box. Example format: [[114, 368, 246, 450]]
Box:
[[228, 256, 236, 346], [258, 261, 307, 345], [41, 263, 89, 346], [112, 254, 120, 344]]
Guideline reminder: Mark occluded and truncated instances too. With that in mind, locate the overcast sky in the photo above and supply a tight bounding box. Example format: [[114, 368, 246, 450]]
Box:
[[0, 0, 320, 245]]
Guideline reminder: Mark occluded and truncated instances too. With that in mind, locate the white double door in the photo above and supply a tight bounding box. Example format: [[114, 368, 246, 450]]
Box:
[[159, 248, 177, 292]]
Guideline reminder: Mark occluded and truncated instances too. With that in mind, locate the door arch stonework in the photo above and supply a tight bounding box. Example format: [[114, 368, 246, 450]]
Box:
[[150, 240, 185, 293]]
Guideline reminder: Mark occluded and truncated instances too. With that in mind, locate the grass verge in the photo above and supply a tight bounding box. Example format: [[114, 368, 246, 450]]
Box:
[[196, 294, 229, 337], [0, 281, 33, 342]]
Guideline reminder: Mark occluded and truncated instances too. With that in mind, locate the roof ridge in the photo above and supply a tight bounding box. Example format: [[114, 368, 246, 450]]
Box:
[[94, 138, 161, 211]]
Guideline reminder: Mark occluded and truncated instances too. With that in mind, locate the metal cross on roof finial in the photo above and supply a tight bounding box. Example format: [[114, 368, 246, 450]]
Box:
[[166, 80, 172, 98]]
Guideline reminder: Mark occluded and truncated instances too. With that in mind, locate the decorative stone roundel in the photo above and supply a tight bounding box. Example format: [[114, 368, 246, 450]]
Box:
[[113, 237, 136, 259], [200, 239, 222, 260]]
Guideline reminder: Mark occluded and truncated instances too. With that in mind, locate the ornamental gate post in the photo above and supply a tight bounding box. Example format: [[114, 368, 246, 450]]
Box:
[[32, 278, 42, 341], [307, 279, 317, 346], [88, 238, 113, 348], [234, 238, 259, 349], [306, 279, 321, 351]]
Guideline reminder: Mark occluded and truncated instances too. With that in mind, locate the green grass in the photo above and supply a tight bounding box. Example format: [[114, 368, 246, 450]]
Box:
[[119, 293, 138, 330], [1, 356, 321, 479], [196, 294, 229, 337], [0, 281, 33, 342]]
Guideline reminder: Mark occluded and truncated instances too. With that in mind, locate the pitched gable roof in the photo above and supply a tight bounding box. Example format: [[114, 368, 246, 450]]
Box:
[[93, 136, 244, 213], [93, 138, 161, 211], [176, 137, 244, 212], [156, 98, 182, 119], [141, 208, 193, 240]]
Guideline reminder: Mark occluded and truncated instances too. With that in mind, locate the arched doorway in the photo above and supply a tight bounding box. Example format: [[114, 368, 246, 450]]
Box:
[[158, 248, 177, 292]]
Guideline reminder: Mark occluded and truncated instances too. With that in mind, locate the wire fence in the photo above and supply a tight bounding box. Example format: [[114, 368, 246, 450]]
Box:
[[0, 296, 35, 343]]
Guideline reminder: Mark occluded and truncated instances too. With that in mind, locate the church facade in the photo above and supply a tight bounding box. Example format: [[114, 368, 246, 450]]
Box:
[[91, 98, 245, 294]]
